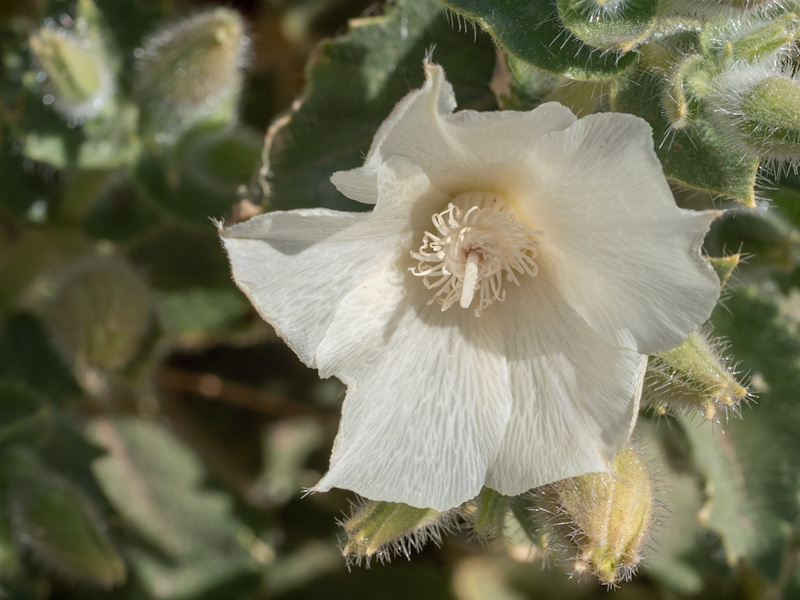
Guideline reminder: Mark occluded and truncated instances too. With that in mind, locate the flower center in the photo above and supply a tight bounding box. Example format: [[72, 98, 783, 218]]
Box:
[[409, 191, 541, 316]]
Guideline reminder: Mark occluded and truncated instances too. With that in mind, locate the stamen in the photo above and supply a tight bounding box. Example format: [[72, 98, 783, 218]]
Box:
[[460, 251, 480, 309], [409, 192, 541, 316]]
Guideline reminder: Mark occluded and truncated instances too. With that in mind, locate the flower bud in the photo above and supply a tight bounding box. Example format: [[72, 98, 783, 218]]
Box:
[[539, 445, 656, 586], [45, 256, 152, 371], [340, 499, 454, 565], [708, 13, 800, 63], [134, 8, 248, 131], [461, 487, 511, 540], [6, 448, 126, 588], [644, 329, 748, 422], [557, 0, 658, 52], [707, 254, 742, 289], [710, 64, 800, 166], [662, 55, 706, 130], [28, 25, 114, 121], [662, 0, 784, 20]]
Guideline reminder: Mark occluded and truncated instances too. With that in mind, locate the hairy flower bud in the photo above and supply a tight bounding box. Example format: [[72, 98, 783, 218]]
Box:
[[710, 64, 800, 166], [134, 8, 248, 132], [644, 329, 748, 422], [28, 25, 114, 121], [45, 257, 152, 371], [461, 487, 511, 540], [6, 448, 126, 588], [340, 499, 455, 566], [704, 13, 800, 63], [662, 55, 706, 130], [538, 446, 656, 586], [707, 254, 742, 289], [662, 0, 786, 20]]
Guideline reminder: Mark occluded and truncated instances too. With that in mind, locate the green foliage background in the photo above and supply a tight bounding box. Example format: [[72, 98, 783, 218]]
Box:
[[2, 0, 800, 598]]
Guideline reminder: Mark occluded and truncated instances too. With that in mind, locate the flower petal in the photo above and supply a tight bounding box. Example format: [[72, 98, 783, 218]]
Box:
[[331, 63, 577, 203], [485, 276, 646, 496], [314, 271, 512, 511], [220, 156, 445, 368], [219, 209, 391, 367], [508, 112, 720, 354]]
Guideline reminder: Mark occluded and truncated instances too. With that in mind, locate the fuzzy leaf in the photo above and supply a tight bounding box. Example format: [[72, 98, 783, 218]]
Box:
[[557, 0, 659, 52], [0, 314, 81, 401], [0, 381, 53, 452], [266, 0, 498, 212], [683, 285, 800, 578], [442, 0, 637, 80], [612, 67, 758, 207], [89, 417, 257, 599], [135, 124, 261, 225]]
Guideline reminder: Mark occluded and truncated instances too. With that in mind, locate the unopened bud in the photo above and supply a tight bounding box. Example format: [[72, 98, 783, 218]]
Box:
[[644, 329, 748, 422], [135, 8, 248, 131], [703, 13, 800, 63], [341, 499, 454, 566], [557, 0, 658, 52], [710, 64, 800, 165], [45, 256, 152, 371], [461, 487, 511, 540], [6, 448, 126, 588], [28, 26, 114, 121], [539, 446, 655, 586], [707, 254, 742, 289], [662, 0, 784, 20], [662, 55, 706, 130]]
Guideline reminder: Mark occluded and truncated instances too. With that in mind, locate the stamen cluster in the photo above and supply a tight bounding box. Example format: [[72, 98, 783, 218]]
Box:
[[410, 191, 540, 316]]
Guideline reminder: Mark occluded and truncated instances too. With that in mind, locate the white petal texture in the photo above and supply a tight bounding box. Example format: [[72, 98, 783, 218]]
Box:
[[220, 62, 720, 511]]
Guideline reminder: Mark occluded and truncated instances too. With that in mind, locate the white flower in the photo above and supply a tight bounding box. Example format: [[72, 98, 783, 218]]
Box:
[[219, 63, 720, 511]]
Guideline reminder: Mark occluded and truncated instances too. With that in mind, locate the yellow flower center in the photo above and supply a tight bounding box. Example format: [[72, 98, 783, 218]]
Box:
[[409, 191, 541, 316]]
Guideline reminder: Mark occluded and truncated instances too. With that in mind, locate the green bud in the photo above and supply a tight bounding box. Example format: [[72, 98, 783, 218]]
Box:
[[662, 55, 706, 130], [341, 500, 453, 565], [707, 254, 742, 289], [557, 0, 658, 52], [45, 256, 152, 371], [644, 329, 749, 422], [461, 487, 511, 540], [710, 65, 800, 164], [28, 25, 114, 121], [662, 0, 784, 20], [135, 8, 248, 132], [703, 13, 800, 63], [6, 448, 126, 588], [540, 446, 655, 586]]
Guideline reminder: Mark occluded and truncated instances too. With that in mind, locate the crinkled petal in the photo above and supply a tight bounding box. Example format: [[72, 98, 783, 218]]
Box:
[[220, 209, 378, 366], [331, 63, 577, 203], [219, 157, 444, 368], [508, 112, 720, 354], [485, 276, 646, 496], [314, 272, 512, 511]]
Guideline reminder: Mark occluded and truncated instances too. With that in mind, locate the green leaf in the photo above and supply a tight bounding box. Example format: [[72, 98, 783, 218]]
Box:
[[135, 124, 261, 225], [18, 92, 140, 170], [0, 381, 53, 452], [0, 314, 81, 401], [127, 223, 233, 290], [682, 285, 800, 578], [89, 417, 257, 599], [7, 448, 126, 588], [557, 0, 659, 52], [266, 0, 498, 212], [442, 0, 637, 80], [155, 287, 252, 342], [83, 175, 161, 241], [612, 66, 758, 207]]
